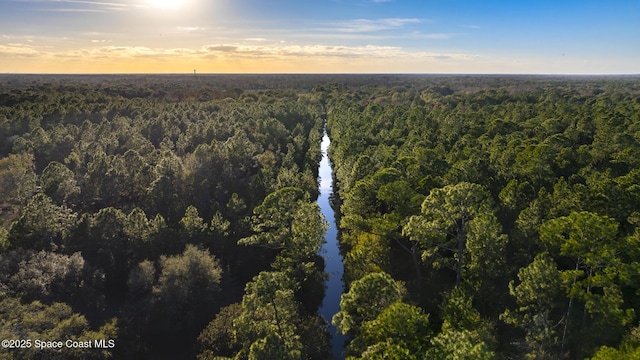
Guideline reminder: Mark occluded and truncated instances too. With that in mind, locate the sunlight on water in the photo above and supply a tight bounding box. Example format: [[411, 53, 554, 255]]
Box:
[[318, 132, 348, 360]]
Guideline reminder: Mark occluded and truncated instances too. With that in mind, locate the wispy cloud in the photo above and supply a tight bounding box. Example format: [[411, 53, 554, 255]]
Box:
[[0, 43, 40, 57], [44, 8, 106, 12], [199, 42, 475, 61], [331, 18, 423, 32], [203, 43, 406, 58], [177, 27, 207, 32], [15, 0, 142, 12], [411, 31, 455, 40], [0, 40, 476, 62], [203, 45, 238, 53]]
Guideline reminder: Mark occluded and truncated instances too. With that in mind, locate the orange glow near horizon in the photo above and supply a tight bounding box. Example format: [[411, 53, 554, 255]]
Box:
[[1, 1, 638, 74], [6, 53, 623, 75], [0, 57, 417, 74], [4, 39, 611, 75], [1, 42, 494, 74]]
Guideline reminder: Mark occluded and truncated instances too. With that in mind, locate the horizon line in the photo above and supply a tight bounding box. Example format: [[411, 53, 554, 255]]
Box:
[[2, 72, 640, 76]]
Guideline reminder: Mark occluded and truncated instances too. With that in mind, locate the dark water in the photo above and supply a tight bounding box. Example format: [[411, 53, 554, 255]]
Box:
[[318, 134, 348, 360]]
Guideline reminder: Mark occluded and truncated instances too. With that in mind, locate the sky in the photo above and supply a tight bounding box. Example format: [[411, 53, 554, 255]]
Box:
[[0, 0, 638, 74]]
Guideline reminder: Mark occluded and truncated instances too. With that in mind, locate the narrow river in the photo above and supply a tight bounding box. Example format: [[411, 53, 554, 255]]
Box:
[[318, 133, 348, 360]]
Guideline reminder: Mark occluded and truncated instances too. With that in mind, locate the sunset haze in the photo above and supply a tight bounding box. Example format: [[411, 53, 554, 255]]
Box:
[[1, 0, 638, 74]]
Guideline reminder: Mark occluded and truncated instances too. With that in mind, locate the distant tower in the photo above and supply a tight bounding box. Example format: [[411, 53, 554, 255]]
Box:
[[194, 69, 196, 75]]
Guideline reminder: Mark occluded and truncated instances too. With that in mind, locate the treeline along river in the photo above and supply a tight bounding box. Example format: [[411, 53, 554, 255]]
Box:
[[318, 131, 348, 360]]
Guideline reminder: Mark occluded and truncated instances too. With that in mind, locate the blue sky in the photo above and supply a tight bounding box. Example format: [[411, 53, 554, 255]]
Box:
[[0, 0, 638, 73]]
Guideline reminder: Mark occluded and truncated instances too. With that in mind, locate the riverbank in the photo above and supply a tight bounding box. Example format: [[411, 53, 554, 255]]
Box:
[[317, 133, 348, 360]]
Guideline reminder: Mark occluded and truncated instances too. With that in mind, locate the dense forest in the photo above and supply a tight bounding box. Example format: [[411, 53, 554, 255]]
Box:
[[0, 75, 330, 359], [325, 76, 640, 359], [1, 74, 640, 359]]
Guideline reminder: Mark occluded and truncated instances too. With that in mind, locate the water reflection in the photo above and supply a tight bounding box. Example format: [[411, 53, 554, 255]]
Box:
[[318, 133, 348, 360]]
